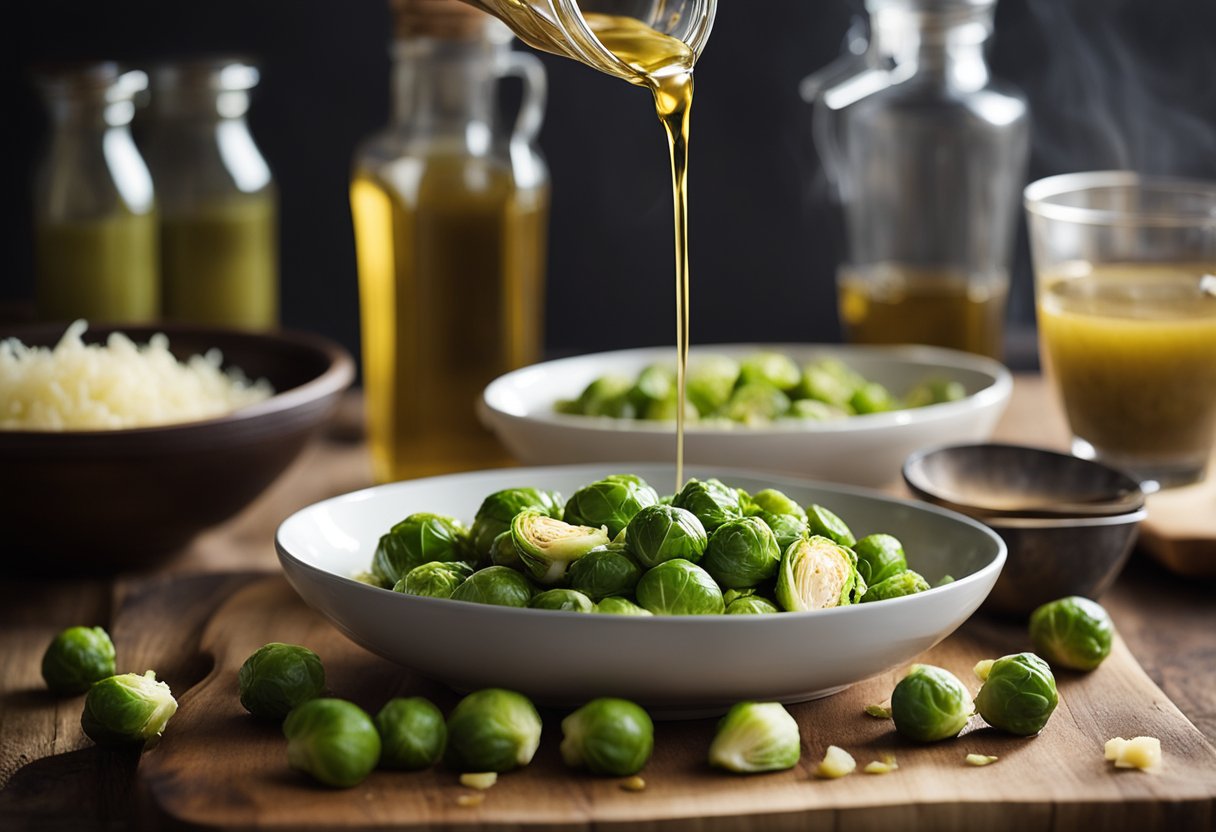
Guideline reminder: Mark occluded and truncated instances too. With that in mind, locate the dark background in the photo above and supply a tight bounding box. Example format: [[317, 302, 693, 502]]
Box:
[[5, 0, 1216, 371]]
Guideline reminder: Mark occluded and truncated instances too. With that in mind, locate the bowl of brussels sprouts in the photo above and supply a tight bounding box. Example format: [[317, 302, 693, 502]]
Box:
[[276, 463, 1005, 714], [479, 344, 1012, 488]]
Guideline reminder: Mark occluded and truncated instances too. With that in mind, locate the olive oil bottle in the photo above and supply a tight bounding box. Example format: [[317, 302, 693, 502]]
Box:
[[352, 0, 549, 482]]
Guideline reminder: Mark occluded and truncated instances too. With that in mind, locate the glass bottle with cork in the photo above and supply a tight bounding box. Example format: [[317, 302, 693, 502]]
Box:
[[351, 0, 550, 482]]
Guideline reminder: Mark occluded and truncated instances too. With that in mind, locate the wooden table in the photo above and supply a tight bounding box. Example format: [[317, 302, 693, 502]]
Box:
[[1, 377, 1213, 830]]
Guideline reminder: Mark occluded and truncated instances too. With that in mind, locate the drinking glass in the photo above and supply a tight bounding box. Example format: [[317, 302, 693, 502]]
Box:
[[1025, 171, 1216, 490]]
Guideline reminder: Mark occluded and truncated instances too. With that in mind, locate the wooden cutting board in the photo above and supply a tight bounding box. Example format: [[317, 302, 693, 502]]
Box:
[[134, 576, 1216, 831]]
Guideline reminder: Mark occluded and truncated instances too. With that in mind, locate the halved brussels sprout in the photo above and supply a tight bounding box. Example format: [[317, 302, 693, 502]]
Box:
[[511, 510, 610, 585], [861, 570, 929, 603], [671, 478, 745, 532], [394, 561, 474, 599], [725, 596, 780, 615], [890, 664, 973, 742], [739, 351, 802, 391], [563, 476, 659, 539], [701, 517, 783, 589], [284, 698, 381, 787], [81, 670, 178, 747], [746, 489, 807, 522], [974, 652, 1059, 736], [375, 696, 446, 770], [850, 380, 897, 414], [593, 597, 654, 616], [567, 546, 643, 601], [775, 535, 864, 612], [450, 566, 535, 607], [708, 702, 800, 773], [626, 504, 709, 568], [686, 355, 740, 416], [561, 698, 654, 776], [635, 559, 725, 615], [529, 589, 596, 612], [853, 534, 908, 586], [489, 530, 523, 569], [238, 642, 326, 720], [42, 626, 116, 695], [1028, 596, 1114, 671], [725, 382, 791, 425], [755, 512, 809, 554], [372, 513, 468, 586], [445, 688, 542, 772], [805, 505, 856, 547], [469, 488, 564, 558]]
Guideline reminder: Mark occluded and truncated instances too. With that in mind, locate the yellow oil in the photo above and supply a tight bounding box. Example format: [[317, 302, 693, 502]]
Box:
[[351, 155, 548, 482]]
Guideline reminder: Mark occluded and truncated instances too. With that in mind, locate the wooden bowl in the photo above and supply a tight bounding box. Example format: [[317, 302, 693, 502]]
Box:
[[0, 324, 354, 573]]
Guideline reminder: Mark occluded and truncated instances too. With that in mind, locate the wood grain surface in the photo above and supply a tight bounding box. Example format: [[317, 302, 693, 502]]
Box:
[[135, 576, 1216, 832]]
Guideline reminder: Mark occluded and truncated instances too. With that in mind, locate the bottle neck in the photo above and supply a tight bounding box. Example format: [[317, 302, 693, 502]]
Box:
[[390, 36, 501, 141], [870, 5, 993, 91]]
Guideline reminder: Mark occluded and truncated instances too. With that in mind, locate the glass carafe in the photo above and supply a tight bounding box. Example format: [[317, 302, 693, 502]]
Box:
[[33, 64, 158, 324], [351, 1, 549, 482], [813, 0, 1030, 359], [140, 59, 278, 330]]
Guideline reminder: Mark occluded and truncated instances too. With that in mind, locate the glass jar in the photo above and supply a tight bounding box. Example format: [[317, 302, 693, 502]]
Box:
[[33, 64, 158, 324], [813, 0, 1030, 359], [351, 0, 549, 482], [140, 59, 278, 329]]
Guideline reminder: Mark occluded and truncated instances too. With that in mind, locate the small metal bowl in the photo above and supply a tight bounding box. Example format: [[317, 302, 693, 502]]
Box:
[[903, 443, 1147, 616]]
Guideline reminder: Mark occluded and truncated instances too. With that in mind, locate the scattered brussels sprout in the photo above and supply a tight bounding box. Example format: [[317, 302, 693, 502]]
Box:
[[974, 652, 1059, 736], [636, 559, 725, 615], [567, 546, 642, 601], [725, 596, 780, 615], [594, 597, 653, 616], [372, 513, 468, 586], [563, 476, 659, 539], [725, 382, 791, 424], [511, 510, 610, 585], [625, 504, 709, 568], [238, 642, 326, 720], [755, 511, 809, 553], [41, 626, 116, 695], [1029, 596, 1114, 671], [746, 489, 807, 521], [805, 505, 856, 547], [686, 355, 740, 415], [561, 698, 654, 776], [701, 517, 782, 589], [469, 487, 563, 558], [450, 566, 535, 608], [708, 702, 800, 773], [81, 670, 178, 747], [489, 530, 524, 569], [775, 535, 864, 612], [445, 689, 542, 773], [739, 351, 801, 391], [529, 589, 596, 612], [375, 697, 446, 770], [671, 478, 744, 532], [861, 570, 930, 603], [890, 664, 973, 742], [284, 698, 381, 787], [394, 561, 474, 599], [853, 534, 907, 587]]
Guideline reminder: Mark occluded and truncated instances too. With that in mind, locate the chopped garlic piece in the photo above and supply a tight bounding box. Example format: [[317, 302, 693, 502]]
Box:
[[1111, 736, 1162, 771], [815, 745, 856, 779], [456, 793, 485, 808], [965, 754, 999, 767], [864, 704, 892, 719], [973, 659, 995, 682], [863, 754, 898, 775], [459, 772, 498, 790], [1104, 738, 1128, 761], [620, 776, 647, 792]]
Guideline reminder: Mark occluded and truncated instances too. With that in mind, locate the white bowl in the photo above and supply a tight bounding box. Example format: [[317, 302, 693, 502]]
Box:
[[479, 344, 1012, 489], [276, 463, 1005, 716]]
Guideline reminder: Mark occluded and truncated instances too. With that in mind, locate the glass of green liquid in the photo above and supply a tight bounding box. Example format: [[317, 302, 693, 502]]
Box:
[[1025, 171, 1216, 490]]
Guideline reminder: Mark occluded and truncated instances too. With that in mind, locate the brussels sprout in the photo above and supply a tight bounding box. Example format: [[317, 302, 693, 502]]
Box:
[[755, 512, 809, 554], [783, 399, 849, 422], [974, 652, 1059, 736], [284, 698, 381, 787], [636, 559, 725, 615], [643, 393, 699, 422], [41, 626, 116, 695], [626, 504, 709, 568], [375, 697, 446, 770], [530, 589, 596, 612], [724, 382, 791, 425], [630, 364, 675, 409], [805, 505, 856, 547], [798, 359, 862, 409], [903, 378, 966, 408], [725, 596, 780, 615], [739, 351, 802, 391], [708, 702, 800, 773], [238, 642, 326, 720], [372, 513, 468, 586], [469, 487, 564, 559], [593, 597, 654, 616], [561, 698, 654, 776], [563, 476, 659, 539], [701, 517, 783, 589], [567, 546, 642, 601], [394, 561, 474, 599], [686, 355, 740, 416], [81, 670, 178, 747], [489, 530, 523, 569], [450, 566, 535, 607], [510, 510, 610, 585], [445, 689, 542, 772], [671, 478, 745, 532], [861, 570, 930, 603], [853, 534, 907, 586], [890, 664, 973, 742], [775, 536, 864, 612], [850, 380, 897, 414], [573, 375, 635, 416], [1029, 596, 1115, 671], [746, 489, 807, 522], [721, 587, 757, 604]]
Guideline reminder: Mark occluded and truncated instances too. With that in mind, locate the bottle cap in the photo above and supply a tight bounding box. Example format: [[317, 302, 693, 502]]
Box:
[[391, 0, 494, 40]]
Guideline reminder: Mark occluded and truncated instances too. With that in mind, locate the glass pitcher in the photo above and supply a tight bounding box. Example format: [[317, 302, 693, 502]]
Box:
[[813, 0, 1030, 359], [33, 64, 158, 324], [351, 0, 550, 482]]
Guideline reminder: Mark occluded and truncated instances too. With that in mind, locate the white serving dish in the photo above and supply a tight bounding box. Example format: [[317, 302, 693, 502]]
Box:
[[479, 343, 1012, 488], [276, 463, 1005, 716]]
